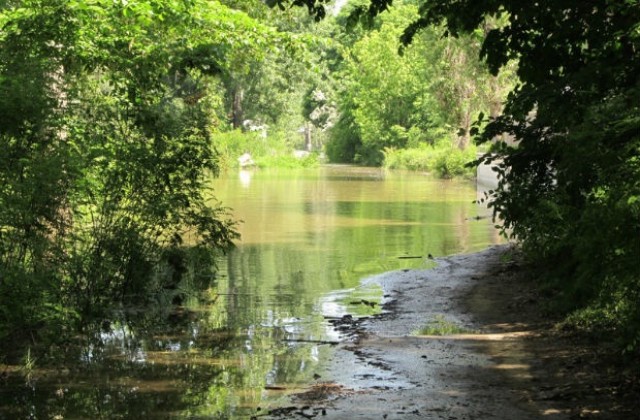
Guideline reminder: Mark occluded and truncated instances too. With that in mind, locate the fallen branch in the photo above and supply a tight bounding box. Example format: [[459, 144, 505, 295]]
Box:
[[282, 339, 340, 346]]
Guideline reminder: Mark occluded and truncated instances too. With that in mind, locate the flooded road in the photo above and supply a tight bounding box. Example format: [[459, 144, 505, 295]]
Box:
[[0, 166, 501, 419]]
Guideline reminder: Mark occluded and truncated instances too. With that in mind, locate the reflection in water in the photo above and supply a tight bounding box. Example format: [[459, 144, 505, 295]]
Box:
[[239, 169, 254, 188], [0, 166, 501, 419]]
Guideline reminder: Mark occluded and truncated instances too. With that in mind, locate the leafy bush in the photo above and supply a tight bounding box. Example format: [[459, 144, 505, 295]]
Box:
[[383, 144, 476, 178], [433, 146, 477, 178], [562, 306, 620, 337], [0, 0, 244, 348], [213, 129, 268, 169], [383, 146, 434, 171]]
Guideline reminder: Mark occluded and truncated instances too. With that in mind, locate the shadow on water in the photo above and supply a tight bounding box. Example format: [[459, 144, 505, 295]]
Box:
[[0, 166, 502, 419]]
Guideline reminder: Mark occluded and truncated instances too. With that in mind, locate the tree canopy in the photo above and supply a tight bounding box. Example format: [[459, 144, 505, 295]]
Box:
[[1, 0, 639, 355], [275, 0, 640, 348], [323, 1, 513, 166], [0, 0, 300, 339]]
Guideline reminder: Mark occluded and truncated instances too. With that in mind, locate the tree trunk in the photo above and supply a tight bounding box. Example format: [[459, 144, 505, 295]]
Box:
[[232, 87, 244, 129], [304, 123, 312, 151], [457, 88, 473, 150], [457, 116, 471, 150]]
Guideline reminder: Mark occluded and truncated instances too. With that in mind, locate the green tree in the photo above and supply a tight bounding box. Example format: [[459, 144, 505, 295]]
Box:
[[327, 4, 435, 165], [274, 0, 640, 348], [326, 1, 511, 165], [0, 0, 290, 343], [347, 5, 422, 164], [405, 0, 640, 347]]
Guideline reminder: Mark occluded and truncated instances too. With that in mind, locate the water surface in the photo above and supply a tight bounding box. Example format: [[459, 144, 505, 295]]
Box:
[[0, 166, 501, 419]]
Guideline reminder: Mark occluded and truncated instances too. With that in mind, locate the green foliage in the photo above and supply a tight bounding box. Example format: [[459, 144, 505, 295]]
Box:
[[214, 129, 269, 168], [213, 129, 319, 169], [562, 306, 621, 338], [477, 3, 639, 350], [325, 1, 514, 166], [383, 143, 477, 178], [280, 0, 640, 351], [325, 113, 360, 163], [432, 146, 477, 179], [401, 0, 640, 350], [383, 146, 435, 172], [0, 0, 300, 344], [345, 5, 423, 164], [256, 153, 319, 168]]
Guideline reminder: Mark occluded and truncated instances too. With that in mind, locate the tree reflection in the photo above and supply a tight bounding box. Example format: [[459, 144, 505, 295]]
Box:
[[0, 168, 500, 419]]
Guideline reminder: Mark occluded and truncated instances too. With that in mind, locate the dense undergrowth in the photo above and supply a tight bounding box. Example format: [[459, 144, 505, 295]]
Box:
[[213, 129, 320, 170], [383, 144, 477, 178], [0, 0, 249, 353]]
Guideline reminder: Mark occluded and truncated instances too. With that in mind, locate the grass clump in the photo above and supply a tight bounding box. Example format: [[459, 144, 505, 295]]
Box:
[[415, 314, 470, 336]]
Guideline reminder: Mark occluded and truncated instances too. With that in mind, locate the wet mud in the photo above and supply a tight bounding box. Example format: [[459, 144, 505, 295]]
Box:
[[263, 245, 639, 419], [262, 245, 538, 419]]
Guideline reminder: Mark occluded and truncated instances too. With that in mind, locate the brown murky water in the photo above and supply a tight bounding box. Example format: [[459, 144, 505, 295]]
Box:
[[0, 165, 500, 419]]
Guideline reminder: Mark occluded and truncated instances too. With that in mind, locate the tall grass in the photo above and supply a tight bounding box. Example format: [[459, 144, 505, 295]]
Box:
[[213, 129, 319, 170]]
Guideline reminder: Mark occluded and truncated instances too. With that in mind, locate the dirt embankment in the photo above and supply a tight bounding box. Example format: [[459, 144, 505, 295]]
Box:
[[463, 247, 640, 419], [264, 245, 639, 420]]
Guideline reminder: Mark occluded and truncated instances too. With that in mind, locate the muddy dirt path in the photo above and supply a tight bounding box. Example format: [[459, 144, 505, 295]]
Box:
[[262, 244, 638, 420]]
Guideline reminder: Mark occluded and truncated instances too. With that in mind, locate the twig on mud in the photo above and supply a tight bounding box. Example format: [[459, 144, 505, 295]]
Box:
[[282, 339, 340, 346]]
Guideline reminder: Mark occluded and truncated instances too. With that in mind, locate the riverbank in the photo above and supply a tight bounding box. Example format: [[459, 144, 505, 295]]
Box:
[[264, 245, 638, 419]]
